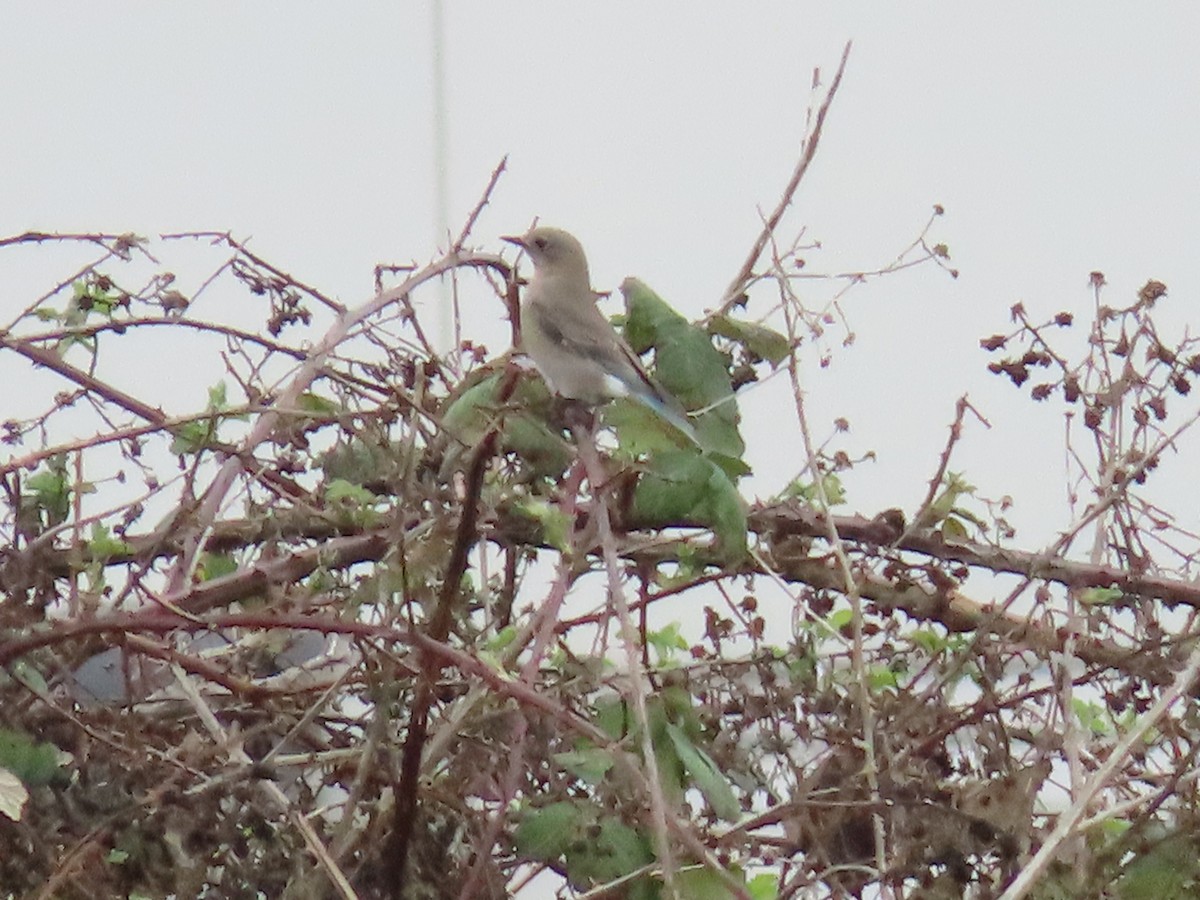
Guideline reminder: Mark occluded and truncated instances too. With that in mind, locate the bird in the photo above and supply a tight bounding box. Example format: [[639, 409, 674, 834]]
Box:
[[501, 226, 698, 443]]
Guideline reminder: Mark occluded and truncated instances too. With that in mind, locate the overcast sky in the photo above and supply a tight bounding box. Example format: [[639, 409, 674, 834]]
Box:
[[4, 4, 1199, 548]]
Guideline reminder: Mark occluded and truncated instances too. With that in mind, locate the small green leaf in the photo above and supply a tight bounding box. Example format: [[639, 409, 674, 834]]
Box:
[[917, 472, 976, 529], [207, 381, 229, 410], [553, 748, 615, 785], [325, 479, 380, 526], [10, 661, 49, 696], [170, 419, 218, 455], [708, 315, 790, 365], [941, 515, 969, 541], [748, 872, 780, 900], [826, 608, 853, 632], [514, 801, 582, 860], [86, 523, 132, 562], [486, 625, 518, 652], [869, 664, 900, 692], [593, 696, 630, 741], [0, 729, 68, 787], [1072, 698, 1111, 735], [665, 722, 741, 821], [912, 628, 951, 655], [516, 498, 572, 552], [325, 479, 375, 506], [565, 817, 654, 889], [297, 392, 340, 415], [197, 552, 239, 581], [786, 472, 846, 506], [25, 467, 71, 524], [1081, 586, 1123, 606], [646, 623, 689, 663], [675, 866, 748, 900], [170, 382, 248, 454]]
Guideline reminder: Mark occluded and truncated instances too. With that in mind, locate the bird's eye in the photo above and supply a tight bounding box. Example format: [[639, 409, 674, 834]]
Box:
[[533, 237, 548, 250]]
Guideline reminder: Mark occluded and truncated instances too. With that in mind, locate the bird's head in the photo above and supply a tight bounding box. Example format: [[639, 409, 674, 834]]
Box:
[[502, 226, 591, 284]]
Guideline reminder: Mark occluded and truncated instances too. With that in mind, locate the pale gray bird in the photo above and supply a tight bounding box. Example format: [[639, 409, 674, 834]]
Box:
[[502, 226, 697, 443]]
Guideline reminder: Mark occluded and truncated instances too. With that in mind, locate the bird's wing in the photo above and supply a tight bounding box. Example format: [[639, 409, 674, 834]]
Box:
[[539, 302, 683, 402], [528, 301, 641, 378], [528, 299, 698, 443]]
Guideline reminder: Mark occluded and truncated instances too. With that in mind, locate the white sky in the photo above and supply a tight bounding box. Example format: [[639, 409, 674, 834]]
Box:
[[3, 3, 1200, 548]]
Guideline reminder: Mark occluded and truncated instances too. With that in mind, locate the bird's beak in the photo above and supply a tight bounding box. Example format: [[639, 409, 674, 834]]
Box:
[[501, 234, 527, 249]]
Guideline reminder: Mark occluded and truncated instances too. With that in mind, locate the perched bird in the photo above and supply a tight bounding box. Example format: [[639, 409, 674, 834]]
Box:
[[502, 226, 697, 443]]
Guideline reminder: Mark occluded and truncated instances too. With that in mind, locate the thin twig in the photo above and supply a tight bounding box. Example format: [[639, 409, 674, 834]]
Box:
[[714, 41, 853, 315], [999, 639, 1200, 900]]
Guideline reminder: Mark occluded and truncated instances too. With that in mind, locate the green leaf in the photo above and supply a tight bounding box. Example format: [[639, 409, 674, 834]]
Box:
[[321, 439, 392, 485], [620, 278, 745, 458], [514, 801, 582, 860], [917, 471, 976, 529], [594, 696, 630, 740], [516, 498, 572, 552], [207, 380, 229, 410], [503, 410, 573, 477], [748, 872, 780, 900], [646, 622, 689, 664], [565, 817, 654, 889], [1118, 830, 1198, 899], [169, 381, 250, 455], [605, 398, 696, 456], [440, 373, 505, 446], [296, 392, 340, 415], [869, 664, 900, 692], [1072, 698, 1111, 735], [25, 466, 71, 524], [708, 315, 790, 365], [10, 661, 49, 696], [0, 729, 67, 787], [486, 625, 518, 652], [632, 451, 748, 560], [325, 478, 376, 506], [86, 522, 132, 562], [325, 478, 381, 527], [1081, 586, 1123, 606], [912, 627, 954, 655], [169, 420, 218, 455], [941, 515, 969, 541], [826, 608, 853, 632], [198, 552, 239, 581], [441, 371, 571, 478], [786, 472, 846, 506], [553, 748, 615, 785], [659, 684, 700, 726], [665, 723, 741, 821], [69, 277, 123, 318], [675, 866, 749, 900]]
